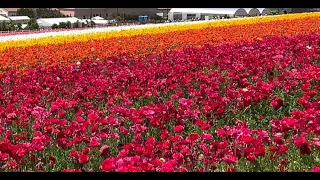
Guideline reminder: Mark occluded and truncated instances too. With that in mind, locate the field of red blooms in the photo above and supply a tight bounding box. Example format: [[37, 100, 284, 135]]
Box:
[[1, 15, 320, 172]]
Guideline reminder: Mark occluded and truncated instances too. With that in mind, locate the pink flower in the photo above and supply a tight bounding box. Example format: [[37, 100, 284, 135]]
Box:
[[202, 133, 213, 141], [89, 137, 100, 148], [312, 166, 320, 172], [6, 113, 17, 119]]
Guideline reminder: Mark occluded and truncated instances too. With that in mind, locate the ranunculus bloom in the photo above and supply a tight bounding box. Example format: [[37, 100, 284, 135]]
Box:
[[270, 97, 284, 110], [173, 125, 184, 133], [100, 158, 115, 172], [312, 166, 320, 172]]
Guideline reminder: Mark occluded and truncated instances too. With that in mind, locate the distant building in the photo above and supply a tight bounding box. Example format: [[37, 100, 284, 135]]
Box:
[[58, 8, 162, 19], [292, 8, 310, 13], [0, 8, 8, 16], [8, 16, 30, 24], [3, 8, 19, 16], [281, 8, 311, 13]]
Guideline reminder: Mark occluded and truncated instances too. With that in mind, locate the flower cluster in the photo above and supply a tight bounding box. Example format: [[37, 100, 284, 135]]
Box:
[[2, 13, 320, 71], [0, 31, 320, 171]]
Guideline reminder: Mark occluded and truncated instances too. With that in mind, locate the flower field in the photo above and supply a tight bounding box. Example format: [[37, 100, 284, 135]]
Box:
[[0, 12, 320, 172]]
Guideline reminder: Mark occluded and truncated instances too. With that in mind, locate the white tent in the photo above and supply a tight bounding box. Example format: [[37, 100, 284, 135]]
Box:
[[257, 8, 271, 15], [37, 17, 80, 28], [92, 16, 104, 20], [243, 8, 261, 16], [92, 19, 108, 25], [0, 15, 9, 22], [168, 8, 248, 21], [8, 16, 30, 21]]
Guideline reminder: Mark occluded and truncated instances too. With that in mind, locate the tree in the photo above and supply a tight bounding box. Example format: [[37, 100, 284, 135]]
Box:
[[17, 8, 64, 19], [150, 14, 163, 21], [66, 21, 71, 28], [91, 20, 95, 27], [17, 23, 22, 30], [58, 22, 67, 29], [115, 16, 124, 23], [26, 18, 39, 30], [0, 21, 9, 31], [51, 23, 59, 29], [8, 20, 15, 31], [17, 8, 37, 19], [73, 20, 80, 28], [36, 8, 64, 18]]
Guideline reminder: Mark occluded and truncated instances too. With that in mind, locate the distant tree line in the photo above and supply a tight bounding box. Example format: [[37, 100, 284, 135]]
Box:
[[17, 8, 65, 19], [0, 18, 39, 31], [51, 20, 96, 29], [0, 21, 22, 31]]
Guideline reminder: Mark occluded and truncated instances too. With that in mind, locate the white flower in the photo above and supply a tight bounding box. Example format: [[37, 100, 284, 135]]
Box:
[[76, 61, 81, 66], [159, 158, 165, 163], [306, 46, 312, 50]]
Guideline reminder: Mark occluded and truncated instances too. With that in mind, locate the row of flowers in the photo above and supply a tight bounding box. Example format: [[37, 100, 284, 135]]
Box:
[[1, 13, 320, 72], [2, 12, 320, 49], [0, 32, 320, 171]]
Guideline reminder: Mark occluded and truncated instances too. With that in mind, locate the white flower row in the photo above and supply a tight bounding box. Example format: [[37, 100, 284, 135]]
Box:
[[0, 20, 213, 42]]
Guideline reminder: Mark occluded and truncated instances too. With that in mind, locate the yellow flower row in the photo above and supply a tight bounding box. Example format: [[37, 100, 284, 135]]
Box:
[[1, 12, 320, 50]]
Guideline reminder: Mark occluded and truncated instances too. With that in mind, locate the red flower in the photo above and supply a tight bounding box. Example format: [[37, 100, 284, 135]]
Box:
[[294, 137, 307, 147], [69, 150, 79, 159], [8, 160, 18, 169], [100, 145, 110, 156], [270, 97, 284, 110], [277, 145, 288, 156], [246, 153, 256, 163], [202, 133, 213, 141], [178, 98, 192, 107], [242, 136, 254, 144], [58, 110, 66, 118], [77, 154, 90, 164], [186, 133, 199, 142], [299, 143, 312, 155], [255, 147, 266, 157], [173, 125, 184, 133], [49, 156, 56, 168], [294, 137, 312, 155], [89, 137, 100, 148], [225, 168, 238, 172], [100, 158, 115, 172], [222, 152, 238, 165], [0, 153, 9, 162], [82, 147, 91, 155]]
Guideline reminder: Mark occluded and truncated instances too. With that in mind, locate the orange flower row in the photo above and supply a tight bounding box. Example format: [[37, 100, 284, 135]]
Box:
[[1, 14, 320, 71]]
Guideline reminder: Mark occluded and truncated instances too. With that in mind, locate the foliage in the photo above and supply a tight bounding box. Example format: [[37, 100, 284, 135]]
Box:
[[26, 18, 39, 30], [17, 8, 64, 19]]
